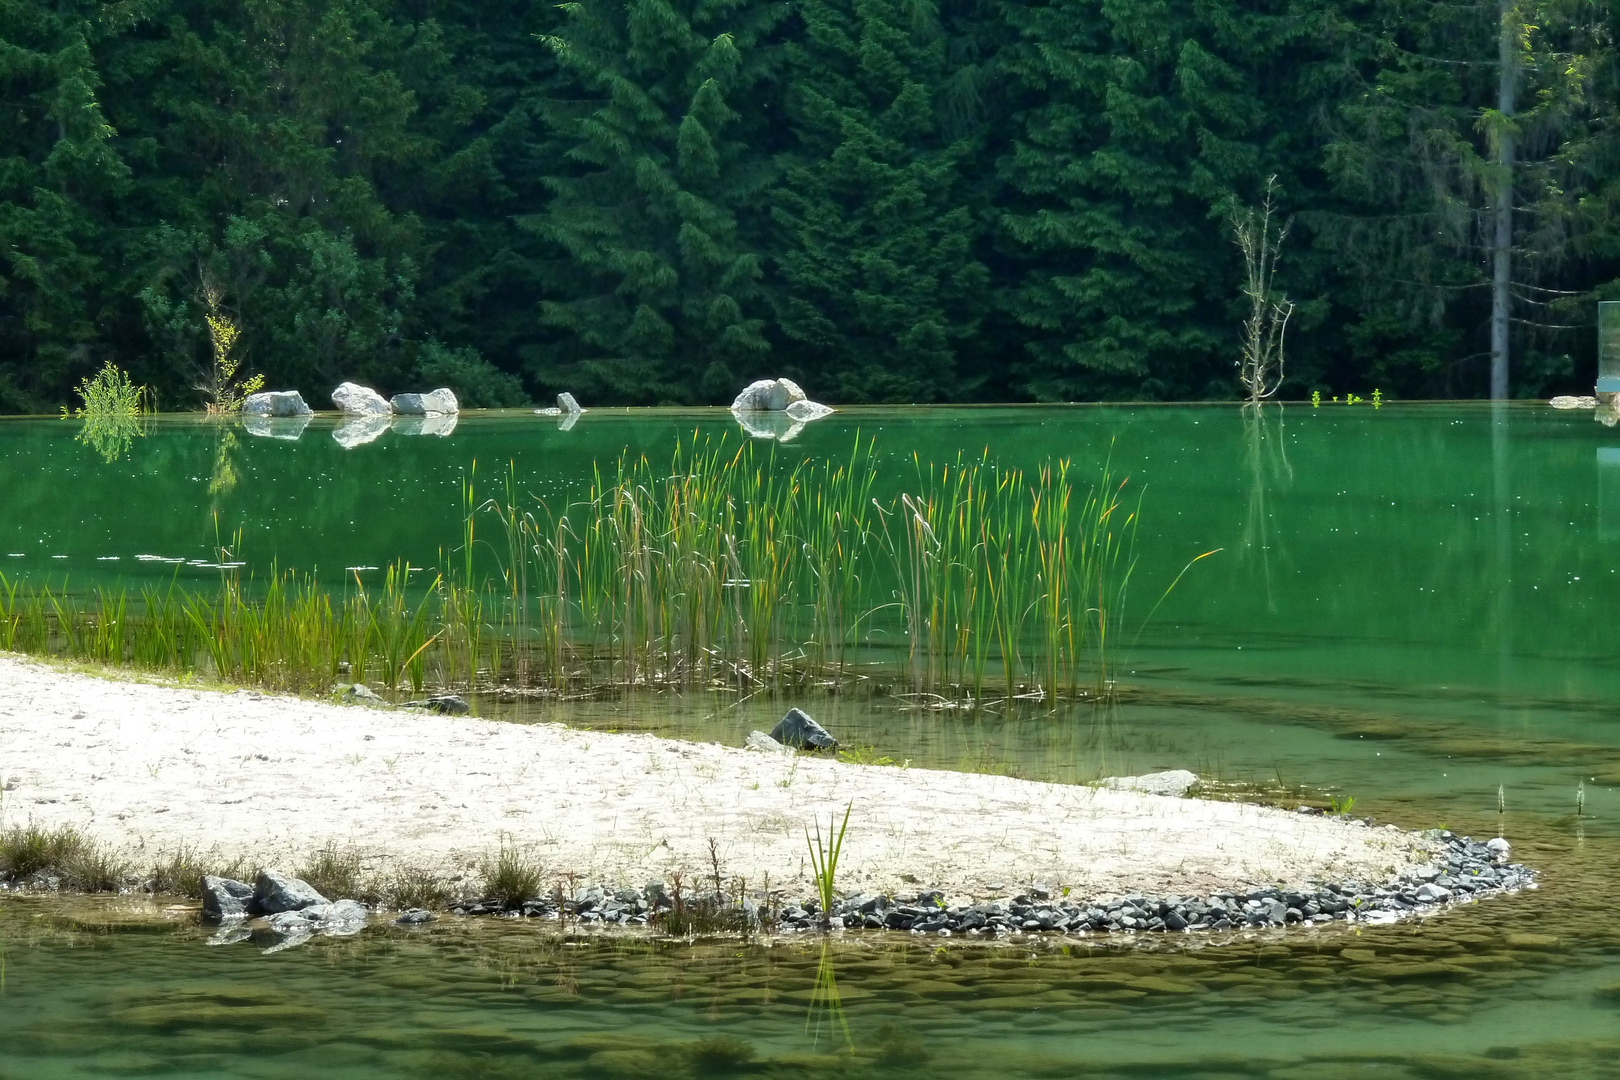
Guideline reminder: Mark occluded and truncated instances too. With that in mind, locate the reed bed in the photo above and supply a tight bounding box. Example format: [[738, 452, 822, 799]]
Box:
[[0, 436, 1199, 705]]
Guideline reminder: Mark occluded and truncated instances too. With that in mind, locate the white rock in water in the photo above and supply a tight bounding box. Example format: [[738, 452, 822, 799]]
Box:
[[784, 399, 834, 422], [1549, 395, 1597, 409], [558, 391, 583, 414], [332, 414, 391, 448], [391, 388, 459, 415], [1486, 837, 1511, 856], [242, 390, 313, 417], [732, 378, 807, 412], [332, 382, 392, 415], [1098, 769, 1199, 797]]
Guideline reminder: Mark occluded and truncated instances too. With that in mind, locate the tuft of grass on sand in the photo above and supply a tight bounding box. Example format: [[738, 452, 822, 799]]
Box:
[[479, 844, 543, 907], [0, 823, 130, 890], [297, 845, 370, 902]]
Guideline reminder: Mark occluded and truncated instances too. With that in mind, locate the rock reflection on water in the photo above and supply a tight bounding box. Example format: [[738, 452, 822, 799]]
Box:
[[333, 414, 392, 449], [243, 414, 312, 441], [394, 413, 457, 438]]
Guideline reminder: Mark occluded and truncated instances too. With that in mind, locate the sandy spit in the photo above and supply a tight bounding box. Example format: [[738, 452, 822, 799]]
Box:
[[0, 655, 1430, 901]]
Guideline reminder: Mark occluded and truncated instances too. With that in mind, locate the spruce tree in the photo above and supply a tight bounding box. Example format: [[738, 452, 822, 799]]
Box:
[[769, 0, 991, 402], [527, 0, 785, 404]]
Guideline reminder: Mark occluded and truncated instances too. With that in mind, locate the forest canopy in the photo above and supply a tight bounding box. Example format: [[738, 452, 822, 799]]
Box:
[[2, 0, 1617, 411]]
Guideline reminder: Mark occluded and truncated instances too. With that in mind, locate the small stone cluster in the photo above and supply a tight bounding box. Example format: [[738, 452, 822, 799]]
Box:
[[444, 833, 1533, 937], [201, 870, 371, 953]]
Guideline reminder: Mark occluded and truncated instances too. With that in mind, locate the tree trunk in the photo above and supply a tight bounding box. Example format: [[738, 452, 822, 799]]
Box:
[[1490, 0, 1517, 401]]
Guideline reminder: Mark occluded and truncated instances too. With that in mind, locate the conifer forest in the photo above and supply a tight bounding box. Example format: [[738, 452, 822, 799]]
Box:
[[2, 0, 1617, 411]]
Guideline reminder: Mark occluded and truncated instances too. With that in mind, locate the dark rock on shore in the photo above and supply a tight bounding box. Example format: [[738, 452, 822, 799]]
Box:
[[770, 708, 837, 750], [201, 875, 254, 921], [401, 694, 469, 715], [253, 870, 328, 914]]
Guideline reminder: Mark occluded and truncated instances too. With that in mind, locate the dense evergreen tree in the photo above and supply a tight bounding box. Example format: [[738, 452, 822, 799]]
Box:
[[524, 0, 787, 404], [0, 0, 1617, 411], [768, 0, 990, 402]]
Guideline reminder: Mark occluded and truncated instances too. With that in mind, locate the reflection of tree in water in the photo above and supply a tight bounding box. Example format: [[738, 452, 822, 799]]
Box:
[[209, 423, 241, 498], [75, 412, 145, 463], [1239, 404, 1293, 612], [806, 940, 852, 1052]]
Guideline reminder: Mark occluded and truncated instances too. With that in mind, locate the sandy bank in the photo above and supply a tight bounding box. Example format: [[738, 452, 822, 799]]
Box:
[[0, 654, 1430, 901]]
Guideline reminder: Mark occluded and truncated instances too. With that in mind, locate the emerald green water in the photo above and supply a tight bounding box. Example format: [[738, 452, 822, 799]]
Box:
[[3, 403, 1619, 1076]]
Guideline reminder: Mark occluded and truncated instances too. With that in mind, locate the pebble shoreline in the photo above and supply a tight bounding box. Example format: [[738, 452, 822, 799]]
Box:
[[445, 832, 1535, 937]]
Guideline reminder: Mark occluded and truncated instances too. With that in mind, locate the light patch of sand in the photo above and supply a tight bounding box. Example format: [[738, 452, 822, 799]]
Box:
[[0, 655, 1429, 900]]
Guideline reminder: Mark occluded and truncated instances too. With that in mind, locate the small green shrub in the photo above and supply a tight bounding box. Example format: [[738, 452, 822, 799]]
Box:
[[298, 845, 367, 900], [479, 845, 542, 907]]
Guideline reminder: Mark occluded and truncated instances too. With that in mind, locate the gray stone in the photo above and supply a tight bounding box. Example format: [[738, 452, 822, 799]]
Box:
[[339, 683, 390, 707], [769, 707, 837, 750], [390, 388, 459, 415], [1486, 837, 1511, 858], [1098, 769, 1198, 797], [253, 869, 329, 914], [331, 382, 391, 415], [332, 414, 391, 448], [558, 391, 583, 414], [744, 729, 791, 754], [1414, 883, 1452, 904], [783, 398, 834, 421], [401, 694, 468, 715], [242, 390, 314, 417], [395, 908, 435, 924], [200, 875, 254, 921], [731, 377, 807, 412], [318, 899, 369, 934]]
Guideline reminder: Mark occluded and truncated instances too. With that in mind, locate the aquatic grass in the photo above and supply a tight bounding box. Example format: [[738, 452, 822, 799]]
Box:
[[806, 802, 851, 927], [0, 435, 1200, 707]]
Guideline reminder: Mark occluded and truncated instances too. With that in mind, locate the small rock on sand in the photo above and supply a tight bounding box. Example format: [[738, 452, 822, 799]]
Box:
[[745, 730, 791, 754], [1099, 770, 1198, 797], [769, 708, 837, 750]]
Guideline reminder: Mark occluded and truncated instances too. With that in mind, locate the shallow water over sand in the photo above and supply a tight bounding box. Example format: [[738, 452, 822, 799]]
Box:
[[3, 403, 1618, 1075]]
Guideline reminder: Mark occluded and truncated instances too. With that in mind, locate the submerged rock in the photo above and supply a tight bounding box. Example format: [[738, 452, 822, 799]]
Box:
[[391, 388, 459, 415], [242, 414, 311, 441], [1099, 770, 1199, 797], [331, 382, 391, 415], [332, 414, 391, 448], [200, 875, 254, 921], [396, 908, 435, 925], [242, 390, 313, 417], [732, 378, 806, 412], [769, 707, 837, 750], [253, 870, 329, 915]]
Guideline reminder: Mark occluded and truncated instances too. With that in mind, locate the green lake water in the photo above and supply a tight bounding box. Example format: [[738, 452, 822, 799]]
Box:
[[3, 403, 1619, 1076]]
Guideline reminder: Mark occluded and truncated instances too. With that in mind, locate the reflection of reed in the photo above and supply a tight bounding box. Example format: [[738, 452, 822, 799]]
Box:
[[805, 941, 852, 1051], [75, 412, 146, 463], [1238, 403, 1293, 612]]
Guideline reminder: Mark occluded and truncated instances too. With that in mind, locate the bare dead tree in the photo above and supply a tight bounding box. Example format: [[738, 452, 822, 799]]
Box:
[[1231, 177, 1295, 405]]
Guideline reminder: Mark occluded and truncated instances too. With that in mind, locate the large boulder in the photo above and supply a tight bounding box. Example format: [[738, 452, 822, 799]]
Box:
[[242, 390, 313, 417], [769, 707, 838, 750], [732, 378, 807, 412], [332, 382, 392, 415], [253, 869, 329, 914], [200, 875, 255, 921], [558, 391, 583, 414], [391, 388, 459, 416]]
